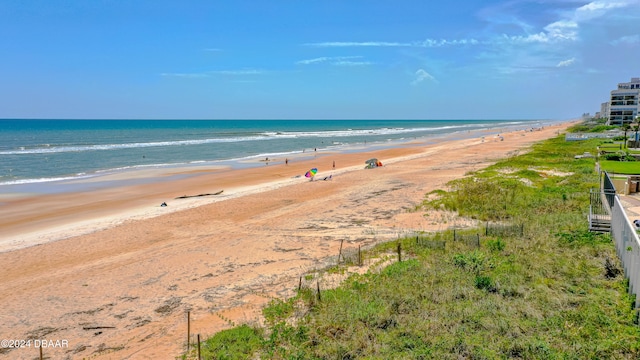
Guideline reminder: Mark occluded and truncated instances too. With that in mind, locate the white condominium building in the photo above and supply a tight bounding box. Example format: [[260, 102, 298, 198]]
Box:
[[608, 77, 640, 126]]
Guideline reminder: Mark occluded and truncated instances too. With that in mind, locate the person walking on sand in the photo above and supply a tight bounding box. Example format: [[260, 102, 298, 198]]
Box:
[[332, 160, 335, 170], [285, 158, 288, 165]]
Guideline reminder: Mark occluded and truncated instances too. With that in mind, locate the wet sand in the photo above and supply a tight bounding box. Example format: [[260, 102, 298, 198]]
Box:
[[0, 122, 573, 359]]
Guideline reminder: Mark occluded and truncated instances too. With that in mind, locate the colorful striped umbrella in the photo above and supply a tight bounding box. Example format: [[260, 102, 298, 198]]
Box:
[[305, 168, 318, 178]]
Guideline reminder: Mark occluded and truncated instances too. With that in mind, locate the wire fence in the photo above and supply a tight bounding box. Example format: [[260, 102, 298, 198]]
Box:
[[485, 223, 524, 238], [414, 236, 446, 250], [453, 231, 481, 248], [338, 246, 362, 266]]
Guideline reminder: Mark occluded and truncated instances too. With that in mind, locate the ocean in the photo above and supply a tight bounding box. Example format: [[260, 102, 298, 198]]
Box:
[[0, 119, 554, 192]]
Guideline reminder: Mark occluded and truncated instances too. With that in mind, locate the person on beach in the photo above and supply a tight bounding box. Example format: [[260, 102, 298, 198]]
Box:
[[332, 160, 335, 170], [285, 158, 288, 165]]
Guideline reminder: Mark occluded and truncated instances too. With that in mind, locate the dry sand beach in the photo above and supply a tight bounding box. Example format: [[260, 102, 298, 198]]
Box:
[[0, 122, 573, 359]]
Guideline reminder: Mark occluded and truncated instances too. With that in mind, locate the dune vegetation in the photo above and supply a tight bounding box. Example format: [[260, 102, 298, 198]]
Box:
[[187, 131, 640, 359]]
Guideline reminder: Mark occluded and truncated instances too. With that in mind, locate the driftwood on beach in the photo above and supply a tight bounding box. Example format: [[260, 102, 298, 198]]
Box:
[[82, 326, 116, 330], [175, 190, 223, 199]]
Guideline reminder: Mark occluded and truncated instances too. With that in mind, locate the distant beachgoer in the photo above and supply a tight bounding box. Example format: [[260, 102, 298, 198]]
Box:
[[634, 219, 640, 228], [314, 148, 317, 152], [332, 160, 335, 170], [161, 202, 167, 207], [285, 158, 289, 165]]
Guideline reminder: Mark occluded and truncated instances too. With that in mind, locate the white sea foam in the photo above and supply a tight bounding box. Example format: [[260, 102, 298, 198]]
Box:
[[0, 174, 95, 185], [0, 136, 272, 155], [0, 122, 514, 156], [1, 119, 544, 187]]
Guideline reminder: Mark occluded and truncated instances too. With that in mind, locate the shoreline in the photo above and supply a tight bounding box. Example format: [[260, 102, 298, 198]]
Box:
[[0, 121, 575, 360], [0, 119, 560, 193], [0, 121, 566, 253], [0, 119, 555, 191]]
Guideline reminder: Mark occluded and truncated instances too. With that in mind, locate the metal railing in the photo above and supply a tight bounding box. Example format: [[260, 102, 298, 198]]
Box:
[[589, 188, 612, 233], [590, 189, 612, 217], [602, 172, 617, 207], [602, 171, 640, 307]]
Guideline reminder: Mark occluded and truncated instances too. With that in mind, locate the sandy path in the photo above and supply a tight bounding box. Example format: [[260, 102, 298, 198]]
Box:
[[0, 124, 571, 359]]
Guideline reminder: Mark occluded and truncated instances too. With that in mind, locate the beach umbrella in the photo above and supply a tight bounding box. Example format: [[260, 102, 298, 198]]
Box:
[[305, 168, 318, 178]]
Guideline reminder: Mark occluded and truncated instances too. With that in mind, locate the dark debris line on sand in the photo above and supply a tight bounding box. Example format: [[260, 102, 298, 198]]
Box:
[[175, 190, 224, 199]]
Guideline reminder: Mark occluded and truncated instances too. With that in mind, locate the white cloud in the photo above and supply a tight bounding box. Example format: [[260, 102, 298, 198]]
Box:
[[411, 69, 436, 85], [415, 38, 480, 47], [296, 57, 331, 65], [296, 56, 365, 65], [332, 61, 373, 66], [299, 0, 638, 80], [556, 58, 576, 67], [500, 20, 578, 44], [305, 1, 638, 54], [612, 34, 640, 45], [488, 0, 637, 47], [305, 39, 480, 48], [574, 1, 630, 21], [543, 20, 579, 41]]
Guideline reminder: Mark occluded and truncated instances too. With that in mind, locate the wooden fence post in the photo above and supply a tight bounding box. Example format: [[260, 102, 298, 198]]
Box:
[[316, 281, 321, 302], [397, 243, 402, 262], [477, 234, 480, 247], [298, 276, 302, 291], [358, 245, 362, 266], [338, 239, 344, 264], [187, 311, 190, 352], [197, 334, 201, 360]]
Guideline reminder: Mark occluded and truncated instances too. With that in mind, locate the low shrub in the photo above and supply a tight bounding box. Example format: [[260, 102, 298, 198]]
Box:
[[486, 238, 506, 252]]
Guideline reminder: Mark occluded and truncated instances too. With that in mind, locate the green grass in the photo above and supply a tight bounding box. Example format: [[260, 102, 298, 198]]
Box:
[[196, 324, 264, 360], [193, 126, 640, 359], [600, 160, 640, 174], [598, 144, 640, 154], [570, 124, 618, 133]]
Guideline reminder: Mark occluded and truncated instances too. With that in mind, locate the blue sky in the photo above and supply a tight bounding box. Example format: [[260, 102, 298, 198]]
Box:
[[1, 0, 638, 120]]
